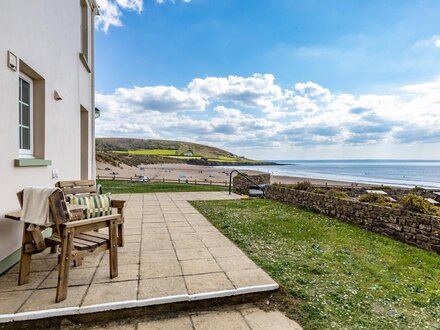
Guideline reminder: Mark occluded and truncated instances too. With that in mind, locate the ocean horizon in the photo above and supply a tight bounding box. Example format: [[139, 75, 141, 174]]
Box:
[[224, 159, 440, 189]]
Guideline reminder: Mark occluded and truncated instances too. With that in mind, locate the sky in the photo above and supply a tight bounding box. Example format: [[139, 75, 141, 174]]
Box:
[[94, 0, 440, 160]]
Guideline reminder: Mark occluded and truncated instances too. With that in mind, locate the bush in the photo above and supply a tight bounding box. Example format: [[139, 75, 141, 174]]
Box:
[[326, 189, 349, 199], [359, 193, 388, 203], [294, 180, 313, 191], [402, 194, 440, 216], [359, 193, 399, 208]]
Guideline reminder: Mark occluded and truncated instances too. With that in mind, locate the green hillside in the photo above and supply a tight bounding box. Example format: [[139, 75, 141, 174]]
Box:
[[96, 138, 273, 167]]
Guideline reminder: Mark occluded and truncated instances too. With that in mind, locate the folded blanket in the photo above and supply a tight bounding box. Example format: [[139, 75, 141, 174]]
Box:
[[21, 187, 60, 227]]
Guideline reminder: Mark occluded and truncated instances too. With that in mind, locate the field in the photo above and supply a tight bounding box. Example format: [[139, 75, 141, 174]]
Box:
[[112, 149, 255, 163], [165, 155, 202, 160], [98, 179, 228, 193], [96, 138, 274, 166], [192, 198, 440, 330], [207, 157, 244, 162], [113, 149, 178, 156]]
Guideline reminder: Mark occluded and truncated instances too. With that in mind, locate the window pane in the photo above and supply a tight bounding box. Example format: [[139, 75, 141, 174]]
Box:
[[21, 104, 30, 127], [22, 127, 30, 150], [19, 127, 22, 149], [21, 79, 30, 104], [19, 103, 22, 124]]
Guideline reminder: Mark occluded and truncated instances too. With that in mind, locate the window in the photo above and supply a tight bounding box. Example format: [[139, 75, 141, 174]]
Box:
[[81, 0, 89, 59], [19, 73, 33, 156]]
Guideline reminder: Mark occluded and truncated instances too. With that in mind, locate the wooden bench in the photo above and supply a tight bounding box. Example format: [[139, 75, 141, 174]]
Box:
[[55, 180, 126, 247], [13, 190, 120, 302]]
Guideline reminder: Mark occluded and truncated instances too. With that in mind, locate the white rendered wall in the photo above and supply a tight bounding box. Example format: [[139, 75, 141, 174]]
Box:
[[0, 0, 96, 265]]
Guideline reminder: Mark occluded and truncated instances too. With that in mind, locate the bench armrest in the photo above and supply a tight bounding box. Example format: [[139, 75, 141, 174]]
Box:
[[62, 214, 121, 229], [111, 199, 126, 209]]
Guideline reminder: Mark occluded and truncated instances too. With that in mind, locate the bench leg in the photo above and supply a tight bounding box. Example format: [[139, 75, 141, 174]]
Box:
[[117, 223, 124, 247], [56, 229, 73, 303], [73, 255, 83, 267], [18, 226, 33, 285], [109, 220, 118, 279], [18, 253, 31, 286]]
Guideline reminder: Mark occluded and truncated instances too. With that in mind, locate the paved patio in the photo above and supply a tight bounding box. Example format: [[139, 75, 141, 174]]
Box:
[[0, 192, 278, 324], [87, 303, 302, 329]]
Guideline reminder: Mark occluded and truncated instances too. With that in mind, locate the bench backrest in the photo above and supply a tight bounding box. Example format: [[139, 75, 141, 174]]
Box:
[[48, 190, 71, 234], [56, 180, 97, 196], [17, 189, 69, 235]]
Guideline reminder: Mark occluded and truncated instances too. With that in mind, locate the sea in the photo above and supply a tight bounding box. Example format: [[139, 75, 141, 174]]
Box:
[[222, 160, 440, 189]]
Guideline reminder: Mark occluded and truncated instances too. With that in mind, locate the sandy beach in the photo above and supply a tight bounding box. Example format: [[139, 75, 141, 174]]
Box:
[[97, 161, 261, 184], [96, 161, 368, 187]]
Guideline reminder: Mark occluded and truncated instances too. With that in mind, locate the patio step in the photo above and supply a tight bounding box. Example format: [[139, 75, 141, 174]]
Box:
[[0, 286, 279, 329]]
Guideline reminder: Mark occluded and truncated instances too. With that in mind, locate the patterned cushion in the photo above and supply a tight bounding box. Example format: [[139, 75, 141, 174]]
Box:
[[70, 194, 113, 219]]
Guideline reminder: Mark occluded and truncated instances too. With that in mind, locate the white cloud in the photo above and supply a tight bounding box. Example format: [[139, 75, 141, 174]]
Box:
[[436, 39, 440, 48], [95, 0, 143, 32], [188, 74, 283, 112], [116, 0, 143, 11], [96, 74, 440, 151], [95, 0, 124, 32], [97, 85, 206, 113], [95, 0, 192, 32], [294, 81, 332, 100], [155, 0, 192, 4]]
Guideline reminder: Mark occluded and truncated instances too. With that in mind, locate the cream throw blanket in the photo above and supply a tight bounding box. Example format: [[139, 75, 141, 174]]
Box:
[[21, 187, 60, 227]]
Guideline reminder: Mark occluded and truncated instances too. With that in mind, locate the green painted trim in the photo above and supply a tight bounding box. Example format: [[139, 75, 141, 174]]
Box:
[[14, 158, 52, 167], [0, 228, 52, 276], [0, 248, 21, 275]]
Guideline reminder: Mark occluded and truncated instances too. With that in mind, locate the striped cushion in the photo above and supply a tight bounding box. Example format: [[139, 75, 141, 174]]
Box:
[[70, 194, 112, 219]]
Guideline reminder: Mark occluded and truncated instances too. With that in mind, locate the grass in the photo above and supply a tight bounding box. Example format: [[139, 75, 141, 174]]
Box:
[[191, 198, 440, 330], [207, 157, 247, 163], [97, 179, 228, 194], [113, 149, 178, 155], [165, 155, 202, 160], [111, 149, 255, 163]]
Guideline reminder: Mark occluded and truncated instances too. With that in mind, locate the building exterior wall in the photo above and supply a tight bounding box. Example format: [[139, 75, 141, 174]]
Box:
[[0, 0, 97, 271]]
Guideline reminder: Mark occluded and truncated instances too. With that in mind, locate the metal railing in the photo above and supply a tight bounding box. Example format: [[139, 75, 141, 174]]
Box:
[[228, 170, 266, 197], [97, 175, 229, 187]]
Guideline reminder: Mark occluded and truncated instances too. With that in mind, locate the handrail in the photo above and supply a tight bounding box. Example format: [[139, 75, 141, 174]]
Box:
[[228, 170, 265, 197]]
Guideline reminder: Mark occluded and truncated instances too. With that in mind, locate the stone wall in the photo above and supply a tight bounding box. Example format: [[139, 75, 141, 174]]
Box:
[[275, 184, 439, 200], [233, 173, 271, 195], [266, 185, 440, 254]]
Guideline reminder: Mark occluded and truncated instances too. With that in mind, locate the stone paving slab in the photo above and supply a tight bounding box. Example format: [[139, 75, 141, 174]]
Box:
[[0, 192, 278, 323], [87, 304, 302, 330]]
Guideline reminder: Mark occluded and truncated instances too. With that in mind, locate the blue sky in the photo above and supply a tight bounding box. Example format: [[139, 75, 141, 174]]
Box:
[[94, 0, 440, 160]]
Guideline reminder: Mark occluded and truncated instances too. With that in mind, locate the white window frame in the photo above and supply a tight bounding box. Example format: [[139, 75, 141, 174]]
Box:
[[19, 72, 34, 157]]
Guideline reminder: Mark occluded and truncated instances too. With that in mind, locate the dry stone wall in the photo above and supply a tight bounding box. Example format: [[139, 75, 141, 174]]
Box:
[[233, 173, 271, 195], [265, 185, 440, 254], [232, 174, 440, 254]]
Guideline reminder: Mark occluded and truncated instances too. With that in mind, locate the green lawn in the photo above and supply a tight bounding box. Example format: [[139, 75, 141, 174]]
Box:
[[98, 179, 228, 194], [191, 199, 440, 330]]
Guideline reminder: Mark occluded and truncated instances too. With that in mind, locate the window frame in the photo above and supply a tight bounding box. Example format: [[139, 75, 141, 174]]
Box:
[[18, 72, 34, 157], [80, 0, 89, 60]]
